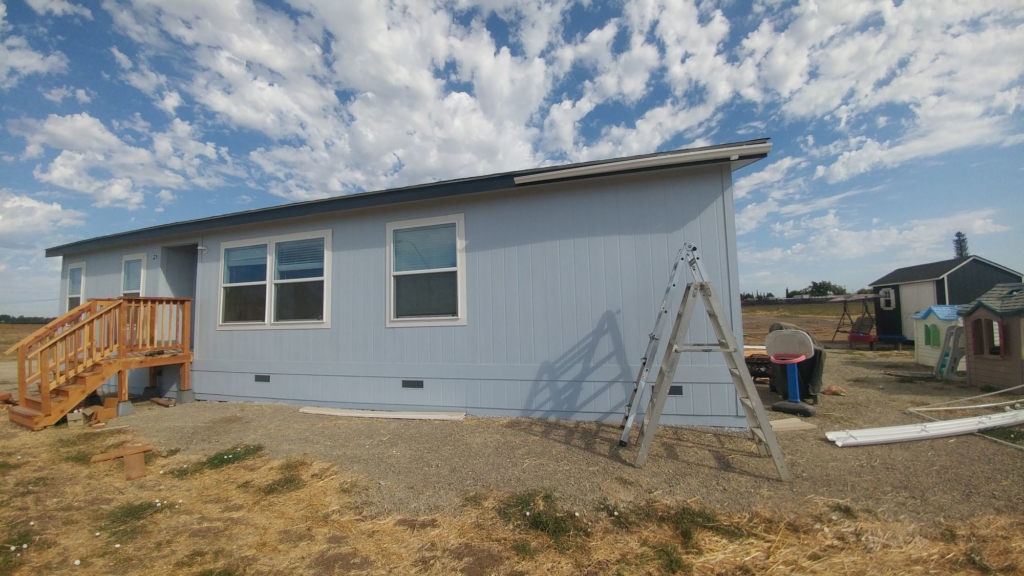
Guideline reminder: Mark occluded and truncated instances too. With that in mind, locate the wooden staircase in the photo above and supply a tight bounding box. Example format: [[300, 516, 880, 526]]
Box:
[[4, 297, 193, 431]]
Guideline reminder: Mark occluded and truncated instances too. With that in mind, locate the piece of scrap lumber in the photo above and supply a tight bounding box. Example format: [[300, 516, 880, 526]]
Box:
[[149, 397, 175, 407], [0, 392, 14, 405], [90, 444, 154, 463], [299, 407, 465, 421], [122, 452, 147, 480], [770, 418, 817, 432]]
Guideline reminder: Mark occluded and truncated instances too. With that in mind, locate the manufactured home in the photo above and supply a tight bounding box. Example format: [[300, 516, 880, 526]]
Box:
[[870, 257, 1023, 342], [9, 140, 771, 431]]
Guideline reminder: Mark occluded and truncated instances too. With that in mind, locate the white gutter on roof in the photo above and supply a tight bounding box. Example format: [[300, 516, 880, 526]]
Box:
[[512, 141, 772, 185], [825, 410, 1024, 447]]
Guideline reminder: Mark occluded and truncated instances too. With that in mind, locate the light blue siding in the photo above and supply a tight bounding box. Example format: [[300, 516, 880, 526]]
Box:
[[60, 164, 748, 426]]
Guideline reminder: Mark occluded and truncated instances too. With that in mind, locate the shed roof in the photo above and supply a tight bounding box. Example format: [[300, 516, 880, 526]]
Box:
[[958, 283, 1024, 317], [47, 138, 770, 257], [869, 256, 1022, 287], [911, 305, 962, 322]]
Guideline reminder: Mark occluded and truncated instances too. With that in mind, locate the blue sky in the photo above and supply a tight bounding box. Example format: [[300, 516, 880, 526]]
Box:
[[1, 0, 1022, 316]]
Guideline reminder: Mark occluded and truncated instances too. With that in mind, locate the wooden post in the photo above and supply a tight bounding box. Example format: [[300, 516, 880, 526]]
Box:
[[17, 346, 26, 408], [118, 369, 128, 402], [149, 302, 157, 349], [119, 301, 128, 355], [182, 300, 192, 352], [39, 351, 51, 416], [148, 367, 158, 389], [179, 361, 191, 392]]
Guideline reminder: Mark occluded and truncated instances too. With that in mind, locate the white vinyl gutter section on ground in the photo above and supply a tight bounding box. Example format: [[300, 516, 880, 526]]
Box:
[[512, 141, 773, 185], [825, 410, 1024, 447]]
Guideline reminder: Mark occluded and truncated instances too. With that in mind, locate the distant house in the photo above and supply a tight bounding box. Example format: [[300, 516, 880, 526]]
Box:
[[9, 139, 773, 431], [958, 283, 1024, 389], [869, 257, 1023, 342]]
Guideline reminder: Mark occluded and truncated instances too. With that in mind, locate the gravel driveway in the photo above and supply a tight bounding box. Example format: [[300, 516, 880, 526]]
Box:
[[42, 349, 1024, 520]]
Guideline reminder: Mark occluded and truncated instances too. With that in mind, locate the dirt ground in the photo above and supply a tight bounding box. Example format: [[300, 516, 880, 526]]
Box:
[[2, 350, 1024, 574], [5, 349, 1020, 522]]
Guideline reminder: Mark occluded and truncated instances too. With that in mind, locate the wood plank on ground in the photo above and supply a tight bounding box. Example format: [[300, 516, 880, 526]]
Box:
[[123, 452, 147, 480], [299, 407, 465, 421], [90, 443, 154, 463], [770, 418, 817, 432]]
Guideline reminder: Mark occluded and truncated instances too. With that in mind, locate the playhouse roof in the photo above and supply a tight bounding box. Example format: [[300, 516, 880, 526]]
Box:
[[912, 305, 962, 322], [958, 283, 1024, 317]]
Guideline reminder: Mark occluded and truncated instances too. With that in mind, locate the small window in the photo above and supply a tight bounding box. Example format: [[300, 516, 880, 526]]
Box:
[[973, 318, 1003, 357], [926, 324, 941, 347], [121, 253, 145, 296], [879, 288, 895, 311], [387, 214, 466, 327], [67, 264, 84, 311], [222, 244, 268, 323]]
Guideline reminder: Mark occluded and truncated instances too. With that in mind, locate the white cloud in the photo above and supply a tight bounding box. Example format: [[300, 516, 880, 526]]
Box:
[[24, 0, 91, 19], [0, 190, 84, 248], [8, 113, 240, 209], [0, 2, 68, 89], [733, 156, 805, 199], [156, 90, 181, 114], [740, 208, 1010, 265], [42, 85, 71, 102], [154, 188, 175, 212], [74, 87, 90, 103]]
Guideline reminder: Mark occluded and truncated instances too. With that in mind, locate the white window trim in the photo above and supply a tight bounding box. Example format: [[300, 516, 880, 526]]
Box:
[[121, 253, 146, 297], [66, 262, 86, 312], [386, 213, 467, 328], [879, 287, 895, 311], [217, 229, 332, 331]]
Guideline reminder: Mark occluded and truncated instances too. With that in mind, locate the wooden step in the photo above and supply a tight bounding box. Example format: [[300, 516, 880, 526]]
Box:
[[9, 405, 43, 419], [23, 393, 67, 413], [55, 383, 85, 397]]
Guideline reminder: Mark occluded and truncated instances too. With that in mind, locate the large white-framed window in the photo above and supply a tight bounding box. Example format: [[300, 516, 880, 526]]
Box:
[[218, 229, 331, 330], [386, 214, 467, 327], [66, 262, 85, 311], [121, 253, 146, 297], [879, 288, 895, 311]]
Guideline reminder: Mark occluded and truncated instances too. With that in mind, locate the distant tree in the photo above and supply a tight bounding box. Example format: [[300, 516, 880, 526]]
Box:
[[953, 231, 970, 258], [856, 287, 874, 294], [740, 292, 755, 301], [806, 281, 848, 296], [0, 314, 54, 324]]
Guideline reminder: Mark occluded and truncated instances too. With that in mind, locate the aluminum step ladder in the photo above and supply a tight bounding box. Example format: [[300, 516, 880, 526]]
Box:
[[617, 248, 688, 447], [628, 244, 790, 481]]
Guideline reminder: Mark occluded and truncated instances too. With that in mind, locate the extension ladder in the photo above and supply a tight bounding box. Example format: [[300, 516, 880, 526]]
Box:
[[623, 244, 790, 480]]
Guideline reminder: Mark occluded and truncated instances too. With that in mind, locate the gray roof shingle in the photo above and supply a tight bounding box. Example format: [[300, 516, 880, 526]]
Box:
[[958, 283, 1024, 317], [869, 257, 970, 286]]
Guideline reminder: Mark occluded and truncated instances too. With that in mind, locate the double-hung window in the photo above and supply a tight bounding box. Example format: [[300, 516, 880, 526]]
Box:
[[879, 288, 895, 311], [121, 254, 145, 297], [386, 214, 466, 327], [219, 231, 331, 329], [67, 263, 85, 311]]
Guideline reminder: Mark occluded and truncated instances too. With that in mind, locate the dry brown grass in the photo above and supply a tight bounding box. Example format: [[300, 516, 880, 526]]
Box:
[[0, 325, 37, 364], [2, 425, 1022, 575]]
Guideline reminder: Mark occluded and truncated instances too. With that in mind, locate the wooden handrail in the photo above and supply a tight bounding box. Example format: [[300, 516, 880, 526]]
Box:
[[4, 298, 119, 355], [11, 296, 194, 412]]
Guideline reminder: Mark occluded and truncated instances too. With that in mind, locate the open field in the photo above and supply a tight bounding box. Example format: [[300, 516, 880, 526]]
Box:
[[742, 302, 850, 345], [0, 325, 36, 363], [2, 350, 1023, 574]]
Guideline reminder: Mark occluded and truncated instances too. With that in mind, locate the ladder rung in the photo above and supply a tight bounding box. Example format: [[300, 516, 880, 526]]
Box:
[[751, 427, 767, 443], [679, 346, 735, 353]]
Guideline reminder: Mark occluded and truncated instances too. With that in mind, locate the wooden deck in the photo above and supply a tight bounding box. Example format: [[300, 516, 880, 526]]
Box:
[[4, 297, 193, 431]]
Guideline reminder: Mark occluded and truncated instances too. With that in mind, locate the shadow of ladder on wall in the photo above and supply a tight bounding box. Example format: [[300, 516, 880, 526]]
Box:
[[618, 244, 791, 481], [5, 297, 194, 431]]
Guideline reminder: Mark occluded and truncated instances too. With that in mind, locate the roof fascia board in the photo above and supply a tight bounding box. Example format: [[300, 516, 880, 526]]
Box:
[[869, 276, 943, 288], [513, 142, 771, 185]]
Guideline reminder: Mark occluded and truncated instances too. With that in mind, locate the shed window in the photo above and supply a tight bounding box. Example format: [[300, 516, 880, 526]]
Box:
[[219, 230, 331, 329], [386, 214, 466, 327], [879, 288, 895, 311], [121, 254, 145, 296], [925, 324, 941, 347], [67, 264, 84, 311]]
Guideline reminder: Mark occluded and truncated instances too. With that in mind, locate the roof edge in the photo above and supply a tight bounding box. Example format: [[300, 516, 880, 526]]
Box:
[[46, 138, 770, 257]]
